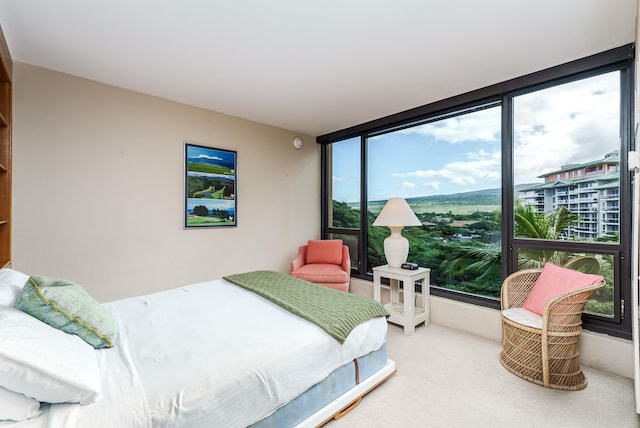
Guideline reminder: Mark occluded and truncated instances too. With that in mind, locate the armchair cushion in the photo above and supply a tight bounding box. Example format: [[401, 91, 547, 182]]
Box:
[[502, 307, 542, 329], [522, 262, 604, 316], [306, 240, 343, 265], [291, 264, 349, 284]]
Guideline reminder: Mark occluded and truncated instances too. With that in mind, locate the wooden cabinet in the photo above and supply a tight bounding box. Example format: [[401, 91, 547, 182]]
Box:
[[0, 25, 11, 269]]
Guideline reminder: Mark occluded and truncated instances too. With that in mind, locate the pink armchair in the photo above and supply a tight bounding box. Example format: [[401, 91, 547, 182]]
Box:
[[290, 239, 351, 292]]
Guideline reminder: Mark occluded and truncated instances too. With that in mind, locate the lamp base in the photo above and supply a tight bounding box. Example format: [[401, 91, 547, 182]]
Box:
[[383, 226, 409, 268]]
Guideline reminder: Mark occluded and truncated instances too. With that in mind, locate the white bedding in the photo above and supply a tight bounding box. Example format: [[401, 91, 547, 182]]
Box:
[[3, 278, 387, 428], [115, 278, 387, 427], [0, 305, 150, 428]]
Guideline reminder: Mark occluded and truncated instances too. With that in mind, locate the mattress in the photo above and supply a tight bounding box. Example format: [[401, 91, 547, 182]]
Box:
[[252, 342, 389, 427]]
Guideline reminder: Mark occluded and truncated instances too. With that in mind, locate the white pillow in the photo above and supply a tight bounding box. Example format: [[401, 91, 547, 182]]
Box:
[[0, 268, 30, 306], [0, 307, 101, 404], [0, 385, 40, 422]]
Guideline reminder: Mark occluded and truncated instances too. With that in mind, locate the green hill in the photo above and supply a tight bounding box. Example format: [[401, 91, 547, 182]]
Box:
[[405, 188, 501, 206], [362, 188, 502, 215]]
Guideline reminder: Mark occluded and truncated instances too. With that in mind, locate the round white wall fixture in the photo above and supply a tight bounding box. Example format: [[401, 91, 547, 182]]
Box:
[[293, 137, 303, 149]]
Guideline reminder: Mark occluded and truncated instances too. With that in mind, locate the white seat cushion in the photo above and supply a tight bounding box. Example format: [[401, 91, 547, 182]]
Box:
[[502, 307, 543, 329]]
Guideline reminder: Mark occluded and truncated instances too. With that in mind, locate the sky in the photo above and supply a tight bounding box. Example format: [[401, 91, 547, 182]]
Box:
[[331, 71, 621, 203], [186, 144, 236, 166]]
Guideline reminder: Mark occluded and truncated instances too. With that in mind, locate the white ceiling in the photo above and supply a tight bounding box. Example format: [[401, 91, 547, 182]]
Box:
[[0, 1, 636, 137]]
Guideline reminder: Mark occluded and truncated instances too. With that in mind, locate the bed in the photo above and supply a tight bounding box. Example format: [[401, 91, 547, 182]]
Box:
[[0, 268, 395, 427]]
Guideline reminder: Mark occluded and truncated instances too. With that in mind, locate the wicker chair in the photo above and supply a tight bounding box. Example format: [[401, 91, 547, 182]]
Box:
[[499, 268, 605, 391]]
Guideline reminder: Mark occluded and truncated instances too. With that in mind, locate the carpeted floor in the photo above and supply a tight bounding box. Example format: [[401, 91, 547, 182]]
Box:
[[326, 323, 639, 428]]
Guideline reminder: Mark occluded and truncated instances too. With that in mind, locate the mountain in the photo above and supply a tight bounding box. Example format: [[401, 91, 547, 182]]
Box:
[[361, 184, 540, 208], [187, 157, 235, 171], [402, 188, 501, 206]]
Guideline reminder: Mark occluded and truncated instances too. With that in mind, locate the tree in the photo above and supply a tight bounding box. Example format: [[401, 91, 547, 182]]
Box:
[[192, 205, 209, 216], [331, 200, 360, 228]]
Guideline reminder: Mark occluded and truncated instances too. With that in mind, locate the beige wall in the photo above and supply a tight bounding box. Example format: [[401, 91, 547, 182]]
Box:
[[12, 62, 320, 302]]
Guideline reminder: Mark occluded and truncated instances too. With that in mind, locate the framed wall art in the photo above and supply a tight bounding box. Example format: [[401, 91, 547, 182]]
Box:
[[184, 143, 237, 228]]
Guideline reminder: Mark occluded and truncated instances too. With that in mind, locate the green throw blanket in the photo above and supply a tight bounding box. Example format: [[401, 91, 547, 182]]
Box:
[[223, 270, 389, 344]]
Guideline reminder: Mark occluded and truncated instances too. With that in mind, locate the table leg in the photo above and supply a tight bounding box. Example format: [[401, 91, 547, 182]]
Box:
[[404, 279, 415, 335], [390, 279, 400, 306]]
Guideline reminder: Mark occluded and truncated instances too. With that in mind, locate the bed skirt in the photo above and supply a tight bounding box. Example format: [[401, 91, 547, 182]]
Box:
[[251, 343, 395, 428]]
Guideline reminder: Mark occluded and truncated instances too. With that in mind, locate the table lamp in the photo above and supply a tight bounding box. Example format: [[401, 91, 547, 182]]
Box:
[[372, 197, 422, 268]]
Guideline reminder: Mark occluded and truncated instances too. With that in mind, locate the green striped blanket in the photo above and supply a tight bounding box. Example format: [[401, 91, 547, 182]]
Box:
[[223, 270, 389, 344]]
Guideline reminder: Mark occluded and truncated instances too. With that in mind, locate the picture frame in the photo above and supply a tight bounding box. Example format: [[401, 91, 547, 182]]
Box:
[[184, 143, 237, 228]]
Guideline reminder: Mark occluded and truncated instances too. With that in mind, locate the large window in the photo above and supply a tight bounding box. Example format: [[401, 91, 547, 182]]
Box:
[[512, 71, 622, 320], [320, 45, 634, 338], [327, 137, 361, 268], [366, 106, 502, 298]]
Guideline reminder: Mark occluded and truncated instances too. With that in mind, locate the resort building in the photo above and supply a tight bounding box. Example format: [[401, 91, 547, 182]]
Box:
[[519, 151, 620, 240]]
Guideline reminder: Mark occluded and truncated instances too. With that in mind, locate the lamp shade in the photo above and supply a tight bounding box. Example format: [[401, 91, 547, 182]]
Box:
[[372, 198, 421, 227], [372, 198, 421, 268]]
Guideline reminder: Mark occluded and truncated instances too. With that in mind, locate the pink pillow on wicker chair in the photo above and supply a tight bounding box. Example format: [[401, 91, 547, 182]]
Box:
[[306, 239, 343, 265], [522, 262, 604, 316]]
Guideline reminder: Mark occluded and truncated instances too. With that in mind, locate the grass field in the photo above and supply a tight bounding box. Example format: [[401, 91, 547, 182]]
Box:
[[193, 186, 213, 198], [192, 186, 226, 199], [361, 201, 501, 216], [187, 215, 234, 226], [188, 162, 234, 175]]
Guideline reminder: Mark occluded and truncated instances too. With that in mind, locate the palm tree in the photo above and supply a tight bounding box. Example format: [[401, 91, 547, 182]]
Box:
[[514, 199, 579, 240], [448, 200, 599, 294], [442, 243, 502, 297], [513, 200, 600, 271], [445, 244, 501, 283]]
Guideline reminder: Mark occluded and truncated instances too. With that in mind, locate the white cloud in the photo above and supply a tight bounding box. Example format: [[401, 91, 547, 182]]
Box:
[[513, 72, 619, 183], [196, 154, 223, 161], [421, 181, 441, 191], [394, 149, 501, 190], [399, 107, 501, 143]]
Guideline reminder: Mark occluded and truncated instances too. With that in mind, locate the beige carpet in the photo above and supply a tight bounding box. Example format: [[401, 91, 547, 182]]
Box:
[[326, 323, 639, 428]]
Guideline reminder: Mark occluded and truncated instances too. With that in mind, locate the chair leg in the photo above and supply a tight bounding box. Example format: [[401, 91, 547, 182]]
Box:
[[541, 330, 549, 388]]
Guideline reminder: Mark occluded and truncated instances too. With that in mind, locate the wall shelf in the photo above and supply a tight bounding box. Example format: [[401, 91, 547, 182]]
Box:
[[0, 23, 11, 269]]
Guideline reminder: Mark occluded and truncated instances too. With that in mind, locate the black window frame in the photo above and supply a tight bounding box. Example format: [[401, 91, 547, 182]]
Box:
[[318, 44, 635, 339]]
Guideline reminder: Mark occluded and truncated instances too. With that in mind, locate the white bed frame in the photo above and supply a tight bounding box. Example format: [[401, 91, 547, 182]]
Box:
[[297, 359, 397, 428]]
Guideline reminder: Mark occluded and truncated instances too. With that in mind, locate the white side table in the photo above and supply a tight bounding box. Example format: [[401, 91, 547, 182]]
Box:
[[373, 264, 430, 335]]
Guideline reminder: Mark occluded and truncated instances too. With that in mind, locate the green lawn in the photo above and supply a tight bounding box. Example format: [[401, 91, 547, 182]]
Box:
[[188, 162, 234, 175], [187, 216, 234, 226]]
